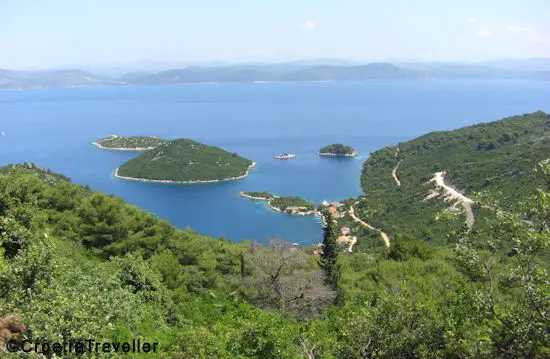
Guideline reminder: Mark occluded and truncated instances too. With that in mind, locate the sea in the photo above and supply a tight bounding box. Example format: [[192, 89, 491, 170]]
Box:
[[1, 80, 549, 244]]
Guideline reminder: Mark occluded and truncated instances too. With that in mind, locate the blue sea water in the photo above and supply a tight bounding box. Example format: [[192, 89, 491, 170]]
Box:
[[1, 80, 549, 244]]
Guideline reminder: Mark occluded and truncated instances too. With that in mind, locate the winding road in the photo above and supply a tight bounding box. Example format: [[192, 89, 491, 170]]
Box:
[[349, 202, 391, 247], [392, 160, 402, 187], [430, 171, 475, 229]]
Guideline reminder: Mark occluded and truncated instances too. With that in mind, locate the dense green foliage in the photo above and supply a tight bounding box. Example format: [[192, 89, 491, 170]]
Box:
[[356, 111, 550, 244], [1, 162, 548, 357], [269, 196, 316, 212], [319, 143, 355, 155], [117, 139, 253, 182], [94, 135, 168, 149], [0, 162, 69, 184]]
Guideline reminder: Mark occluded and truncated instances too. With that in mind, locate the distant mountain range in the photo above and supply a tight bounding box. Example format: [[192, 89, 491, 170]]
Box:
[[0, 69, 121, 90], [2, 58, 550, 90]]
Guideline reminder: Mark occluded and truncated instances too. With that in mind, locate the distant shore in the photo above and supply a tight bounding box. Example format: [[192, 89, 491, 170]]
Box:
[[114, 162, 256, 184]]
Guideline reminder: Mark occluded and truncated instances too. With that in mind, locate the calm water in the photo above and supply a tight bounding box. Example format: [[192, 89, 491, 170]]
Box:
[[1, 80, 549, 244]]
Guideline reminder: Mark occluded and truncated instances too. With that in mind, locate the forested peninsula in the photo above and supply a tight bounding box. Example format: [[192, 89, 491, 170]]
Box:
[[1, 111, 549, 358], [92, 135, 168, 150], [240, 191, 318, 216], [115, 139, 255, 183]]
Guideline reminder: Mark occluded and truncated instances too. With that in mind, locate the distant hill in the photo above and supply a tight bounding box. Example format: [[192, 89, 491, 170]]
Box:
[[397, 59, 550, 79], [123, 63, 422, 84], [2, 58, 550, 89], [0, 69, 121, 90], [116, 139, 254, 183]]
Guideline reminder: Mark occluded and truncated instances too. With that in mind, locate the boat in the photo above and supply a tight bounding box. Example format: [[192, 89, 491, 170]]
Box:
[[274, 153, 296, 159]]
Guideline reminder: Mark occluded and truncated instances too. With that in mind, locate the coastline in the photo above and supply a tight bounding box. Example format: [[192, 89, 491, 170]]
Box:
[[92, 142, 156, 151], [317, 152, 358, 157], [114, 162, 256, 184], [239, 192, 280, 201]]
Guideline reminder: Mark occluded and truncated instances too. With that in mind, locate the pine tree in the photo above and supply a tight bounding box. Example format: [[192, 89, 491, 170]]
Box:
[[321, 212, 338, 285]]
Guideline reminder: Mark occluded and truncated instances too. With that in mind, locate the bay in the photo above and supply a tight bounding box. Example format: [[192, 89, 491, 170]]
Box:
[[1, 80, 548, 244]]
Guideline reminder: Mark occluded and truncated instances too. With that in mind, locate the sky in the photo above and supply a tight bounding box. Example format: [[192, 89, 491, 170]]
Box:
[[1, 0, 549, 69]]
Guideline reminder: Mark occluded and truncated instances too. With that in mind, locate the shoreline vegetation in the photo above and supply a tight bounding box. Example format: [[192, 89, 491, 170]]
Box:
[[92, 135, 167, 151], [318, 143, 358, 157], [115, 162, 256, 184], [240, 191, 320, 216]]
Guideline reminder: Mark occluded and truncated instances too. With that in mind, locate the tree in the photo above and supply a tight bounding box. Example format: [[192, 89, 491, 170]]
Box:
[[244, 238, 334, 318], [321, 213, 338, 286]]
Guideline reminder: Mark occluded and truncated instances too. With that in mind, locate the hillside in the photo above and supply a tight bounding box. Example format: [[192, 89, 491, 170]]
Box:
[[116, 139, 254, 182], [92, 135, 168, 150], [1, 158, 549, 357], [353, 111, 550, 246]]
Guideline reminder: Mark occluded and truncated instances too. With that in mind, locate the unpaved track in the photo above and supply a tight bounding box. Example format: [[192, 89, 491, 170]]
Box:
[[430, 171, 475, 229], [392, 160, 402, 187], [349, 202, 390, 247]]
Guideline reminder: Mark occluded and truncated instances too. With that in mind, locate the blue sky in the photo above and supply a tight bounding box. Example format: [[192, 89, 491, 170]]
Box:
[[1, 0, 549, 69]]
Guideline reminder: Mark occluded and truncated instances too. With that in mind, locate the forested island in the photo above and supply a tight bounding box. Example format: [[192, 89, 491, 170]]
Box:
[[1, 111, 549, 357], [116, 138, 255, 183], [240, 191, 318, 215], [92, 135, 168, 150], [318, 143, 357, 157]]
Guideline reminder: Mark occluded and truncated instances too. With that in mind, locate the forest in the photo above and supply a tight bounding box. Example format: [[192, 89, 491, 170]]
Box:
[[318, 144, 355, 155], [1, 159, 548, 357], [117, 139, 254, 182]]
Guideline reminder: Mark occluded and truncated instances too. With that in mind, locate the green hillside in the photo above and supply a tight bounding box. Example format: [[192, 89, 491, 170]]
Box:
[[117, 139, 254, 182], [1, 160, 549, 357], [355, 111, 550, 245], [93, 135, 168, 150]]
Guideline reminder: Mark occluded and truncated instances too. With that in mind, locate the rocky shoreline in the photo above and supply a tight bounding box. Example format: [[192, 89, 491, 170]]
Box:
[[114, 162, 256, 184]]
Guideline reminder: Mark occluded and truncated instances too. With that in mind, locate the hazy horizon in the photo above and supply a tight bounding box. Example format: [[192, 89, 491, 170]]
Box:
[[10, 56, 550, 72], [2, 0, 549, 70]]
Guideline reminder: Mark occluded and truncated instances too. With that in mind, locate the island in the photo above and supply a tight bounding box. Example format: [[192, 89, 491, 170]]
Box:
[[318, 144, 358, 157], [274, 153, 296, 159], [240, 191, 319, 216], [115, 139, 256, 183], [92, 135, 168, 151]]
